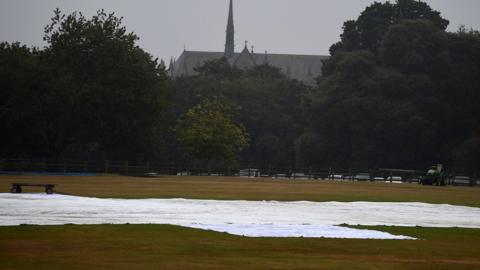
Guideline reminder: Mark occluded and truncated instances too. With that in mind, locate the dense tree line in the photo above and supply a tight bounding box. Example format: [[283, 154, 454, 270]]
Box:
[[1, 9, 169, 161], [168, 59, 307, 167], [1, 1, 479, 173], [300, 0, 480, 171]]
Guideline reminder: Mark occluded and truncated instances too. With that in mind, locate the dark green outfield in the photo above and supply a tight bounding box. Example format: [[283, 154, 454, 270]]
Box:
[[1, 225, 479, 270], [1, 176, 479, 269]]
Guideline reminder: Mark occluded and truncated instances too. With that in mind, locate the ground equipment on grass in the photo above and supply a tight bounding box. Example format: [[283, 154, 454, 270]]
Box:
[[420, 164, 451, 186], [11, 183, 56, 194]]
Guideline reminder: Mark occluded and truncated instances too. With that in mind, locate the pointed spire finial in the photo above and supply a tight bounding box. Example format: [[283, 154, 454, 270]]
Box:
[[224, 0, 235, 58]]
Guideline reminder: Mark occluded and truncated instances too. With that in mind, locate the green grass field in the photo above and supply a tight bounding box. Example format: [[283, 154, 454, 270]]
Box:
[[1, 225, 479, 270], [1, 175, 479, 270], [1, 175, 479, 206]]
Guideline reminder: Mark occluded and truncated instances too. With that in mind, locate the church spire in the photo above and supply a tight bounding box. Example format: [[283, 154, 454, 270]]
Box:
[[169, 57, 175, 76], [224, 0, 235, 58]]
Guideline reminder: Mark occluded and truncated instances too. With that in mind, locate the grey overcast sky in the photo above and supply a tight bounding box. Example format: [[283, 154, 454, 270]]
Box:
[[1, 0, 480, 62]]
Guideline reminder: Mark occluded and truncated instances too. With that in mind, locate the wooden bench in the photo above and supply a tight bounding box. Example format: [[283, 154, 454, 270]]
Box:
[[11, 183, 56, 194]]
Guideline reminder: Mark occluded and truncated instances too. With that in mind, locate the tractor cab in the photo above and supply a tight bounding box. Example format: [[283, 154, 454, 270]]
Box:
[[420, 164, 450, 186]]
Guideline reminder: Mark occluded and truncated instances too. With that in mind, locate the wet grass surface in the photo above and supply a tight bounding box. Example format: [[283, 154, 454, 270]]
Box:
[[0, 225, 479, 270], [1, 175, 480, 207], [1, 174, 479, 269]]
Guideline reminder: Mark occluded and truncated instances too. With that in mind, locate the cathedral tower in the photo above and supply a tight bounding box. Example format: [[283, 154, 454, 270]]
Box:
[[224, 0, 235, 58], [171, 0, 328, 85]]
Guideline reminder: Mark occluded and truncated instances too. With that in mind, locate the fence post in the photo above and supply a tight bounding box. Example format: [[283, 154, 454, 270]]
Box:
[[125, 161, 129, 175], [63, 160, 67, 173], [146, 161, 149, 174]]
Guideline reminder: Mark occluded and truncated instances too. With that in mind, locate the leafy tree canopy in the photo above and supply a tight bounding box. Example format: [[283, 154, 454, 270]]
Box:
[[169, 60, 308, 167], [303, 0, 480, 172], [174, 99, 250, 168], [0, 9, 169, 160], [331, 0, 449, 54]]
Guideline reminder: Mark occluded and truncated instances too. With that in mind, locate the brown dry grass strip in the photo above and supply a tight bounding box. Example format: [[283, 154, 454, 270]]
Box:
[[1, 175, 479, 207]]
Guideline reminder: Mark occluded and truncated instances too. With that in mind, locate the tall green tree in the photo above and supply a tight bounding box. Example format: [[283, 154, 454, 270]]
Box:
[[0, 9, 169, 160], [169, 62, 308, 167], [174, 99, 249, 169], [302, 0, 480, 171], [42, 9, 169, 159], [331, 0, 449, 54], [0, 42, 48, 157], [380, 20, 450, 75]]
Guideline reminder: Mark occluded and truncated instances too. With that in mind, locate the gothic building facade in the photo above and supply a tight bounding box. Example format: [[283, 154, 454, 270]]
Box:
[[170, 0, 329, 86]]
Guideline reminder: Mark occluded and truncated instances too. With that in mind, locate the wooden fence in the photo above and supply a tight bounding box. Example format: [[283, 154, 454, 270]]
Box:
[[0, 158, 477, 186]]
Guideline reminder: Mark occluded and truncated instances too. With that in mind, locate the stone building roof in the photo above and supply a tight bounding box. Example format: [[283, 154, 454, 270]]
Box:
[[169, 0, 330, 86], [171, 48, 329, 86]]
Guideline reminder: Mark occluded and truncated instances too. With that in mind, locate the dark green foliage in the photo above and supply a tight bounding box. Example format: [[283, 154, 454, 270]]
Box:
[[174, 99, 249, 169], [0, 43, 47, 157], [303, 0, 480, 172], [170, 63, 308, 167], [380, 20, 450, 76], [1, 9, 169, 160], [453, 134, 480, 174], [2, 2, 479, 173], [331, 0, 449, 54], [194, 57, 244, 80]]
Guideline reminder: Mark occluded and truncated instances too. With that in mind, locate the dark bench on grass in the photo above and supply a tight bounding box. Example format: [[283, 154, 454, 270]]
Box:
[[11, 183, 55, 194]]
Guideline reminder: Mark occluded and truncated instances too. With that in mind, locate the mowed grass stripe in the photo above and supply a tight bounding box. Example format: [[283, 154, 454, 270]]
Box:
[[1, 175, 479, 207], [0, 225, 479, 270]]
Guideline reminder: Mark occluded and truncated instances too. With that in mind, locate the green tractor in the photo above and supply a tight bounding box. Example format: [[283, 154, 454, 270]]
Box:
[[420, 164, 451, 186]]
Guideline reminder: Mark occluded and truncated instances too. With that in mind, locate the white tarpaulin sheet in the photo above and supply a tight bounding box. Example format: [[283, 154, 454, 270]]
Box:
[[1, 194, 479, 239]]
